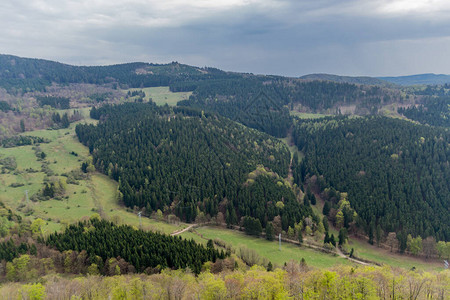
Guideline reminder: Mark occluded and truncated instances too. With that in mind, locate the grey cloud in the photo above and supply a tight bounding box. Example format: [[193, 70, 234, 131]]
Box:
[[1, 0, 450, 76]]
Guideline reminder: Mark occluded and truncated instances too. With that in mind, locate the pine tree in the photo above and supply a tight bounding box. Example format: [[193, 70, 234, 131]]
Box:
[[323, 201, 330, 216], [265, 222, 274, 241]]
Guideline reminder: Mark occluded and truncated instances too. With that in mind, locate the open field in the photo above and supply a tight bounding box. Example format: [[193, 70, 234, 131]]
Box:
[[0, 109, 185, 235], [183, 226, 354, 269], [348, 238, 444, 271], [290, 111, 330, 119], [127, 86, 192, 106]]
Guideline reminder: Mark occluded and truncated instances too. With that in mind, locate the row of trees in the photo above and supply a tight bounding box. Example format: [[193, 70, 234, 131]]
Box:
[[1, 135, 50, 148], [2, 264, 448, 299], [51, 112, 70, 128], [385, 232, 450, 258], [36, 96, 70, 109], [46, 219, 225, 274]]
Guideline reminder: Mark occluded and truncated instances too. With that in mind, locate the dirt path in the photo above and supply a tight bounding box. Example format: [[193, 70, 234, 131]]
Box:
[[335, 246, 371, 266], [170, 224, 196, 236]]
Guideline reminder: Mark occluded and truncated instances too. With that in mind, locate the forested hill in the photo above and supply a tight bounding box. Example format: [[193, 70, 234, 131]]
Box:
[[76, 103, 311, 228], [0, 54, 235, 93], [293, 116, 450, 242], [1, 54, 405, 130], [398, 96, 450, 128], [177, 78, 402, 136], [380, 73, 450, 86], [300, 73, 393, 87]]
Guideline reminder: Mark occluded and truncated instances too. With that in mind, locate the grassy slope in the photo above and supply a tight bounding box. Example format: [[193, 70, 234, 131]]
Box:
[[289, 111, 330, 119], [127, 86, 192, 106], [348, 238, 443, 271], [182, 226, 353, 269], [0, 109, 184, 235]]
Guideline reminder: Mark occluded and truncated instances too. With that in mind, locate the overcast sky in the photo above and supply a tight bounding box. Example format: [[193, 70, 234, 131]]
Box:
[[1, 0, 450, 77]]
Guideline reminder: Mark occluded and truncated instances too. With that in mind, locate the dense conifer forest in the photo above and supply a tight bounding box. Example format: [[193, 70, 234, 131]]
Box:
[[398, 96, 450, 127], [177, 78, 400, 136], [293, 116, 450, 242], [76, 103, 310, 228]]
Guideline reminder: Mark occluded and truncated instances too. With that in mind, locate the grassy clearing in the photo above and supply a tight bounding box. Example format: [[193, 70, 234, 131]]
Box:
[[348, 238, 443, 271], [0, 120, 101, 232], [1, 109, 184, 235], [126, 86, 192, 106], [290, 111, 330, 119], [179, 230, 207, 245], [191, 226, 353, 269], [279, 137, 304, 161]]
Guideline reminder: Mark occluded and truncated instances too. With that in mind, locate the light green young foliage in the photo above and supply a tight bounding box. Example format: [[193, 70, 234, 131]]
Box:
[[7, 255, 31, 281], [21, 283, 46, 300], [199, 272, 227, 300], [0, 216, 10, 237], [30, 218, 45, 236]]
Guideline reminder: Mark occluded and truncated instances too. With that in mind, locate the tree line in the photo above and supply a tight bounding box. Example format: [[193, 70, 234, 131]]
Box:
[[46, 219, 224, 274], [1, 263, 448, 299]]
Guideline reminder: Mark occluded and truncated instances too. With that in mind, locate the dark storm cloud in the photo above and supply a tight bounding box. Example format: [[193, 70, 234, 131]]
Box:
[[1, 0, 450, 76]]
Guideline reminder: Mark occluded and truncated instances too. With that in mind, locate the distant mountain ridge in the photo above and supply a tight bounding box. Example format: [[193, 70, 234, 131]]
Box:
[[300, 73, 393, 87], [3, 53, 450, 87], [379, 73, 450, 86]]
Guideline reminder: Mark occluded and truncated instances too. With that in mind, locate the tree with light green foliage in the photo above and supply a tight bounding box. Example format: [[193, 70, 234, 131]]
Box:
[[87, 263, 100, 275], [317, 221, 325, 234], [436, 241, 450, 259], [336, 210, 344, 228], [6, 254, 31, 281], [287, 226, 295, 239], [30, 218, 45, 237], [199, 272, 227, 300], [0, 216, 10, 237], [21, 283, 45, 300], [156, 209, 163, 221], [407, 234, 423, 256], [305, 225, 312, 236]]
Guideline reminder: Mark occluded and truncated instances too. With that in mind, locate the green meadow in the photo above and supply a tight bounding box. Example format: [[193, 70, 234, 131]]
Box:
[[126, 86, 192, 106], [183, 226, 354, 269], [348, 238, 443, 271], [0, 111, 184, 235]]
